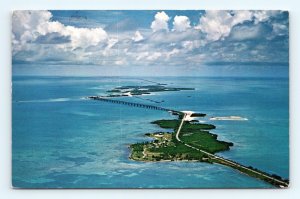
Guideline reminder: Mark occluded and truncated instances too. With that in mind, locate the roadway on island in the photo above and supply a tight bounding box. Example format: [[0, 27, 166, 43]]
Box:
[[175, 113, 289, 188]]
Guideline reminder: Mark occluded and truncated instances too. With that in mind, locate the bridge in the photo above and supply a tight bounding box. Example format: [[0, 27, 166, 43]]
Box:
[[88, 96, 178, 113]]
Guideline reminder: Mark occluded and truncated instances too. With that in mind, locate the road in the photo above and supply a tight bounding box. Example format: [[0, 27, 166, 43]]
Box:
[[175, 113, 289, 188]]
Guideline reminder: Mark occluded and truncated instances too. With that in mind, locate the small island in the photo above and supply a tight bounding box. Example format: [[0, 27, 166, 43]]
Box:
[[105, 85, 194, 97], [130, 119, 232, 162]]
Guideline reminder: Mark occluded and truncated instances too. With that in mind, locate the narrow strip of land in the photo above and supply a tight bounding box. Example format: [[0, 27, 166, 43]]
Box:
[[175, 114, 289, 188]]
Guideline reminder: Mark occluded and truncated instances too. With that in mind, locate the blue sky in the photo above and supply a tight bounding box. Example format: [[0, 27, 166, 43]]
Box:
[[12, 10, 289, 76]]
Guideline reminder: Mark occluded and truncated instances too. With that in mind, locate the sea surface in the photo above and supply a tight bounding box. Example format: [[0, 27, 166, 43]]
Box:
[[12, 76, 289, 188]]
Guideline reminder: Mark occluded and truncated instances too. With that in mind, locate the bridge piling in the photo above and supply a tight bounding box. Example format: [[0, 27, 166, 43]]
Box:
[[88, 96, 174, 113]]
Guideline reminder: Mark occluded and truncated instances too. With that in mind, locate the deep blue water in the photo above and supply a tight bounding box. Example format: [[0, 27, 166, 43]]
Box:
[[12, 76, 289, 188]]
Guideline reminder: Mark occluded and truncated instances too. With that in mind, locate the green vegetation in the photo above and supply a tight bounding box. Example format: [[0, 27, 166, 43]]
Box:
[[129, 132, 209, 162], [130, 142, 146, 160], [190, 113, 206, 117], [180, 131, 233, 153], [181, 122, 216, 131], [151, 119, 216, 132], [151, 119, 180, 129]]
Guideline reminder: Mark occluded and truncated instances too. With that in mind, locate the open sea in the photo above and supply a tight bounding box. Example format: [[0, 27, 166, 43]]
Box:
[[12, 76, 289, 188]]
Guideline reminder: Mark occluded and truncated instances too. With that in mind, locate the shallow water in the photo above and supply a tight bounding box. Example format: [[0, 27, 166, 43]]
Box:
[[12, 76, 288, 188]]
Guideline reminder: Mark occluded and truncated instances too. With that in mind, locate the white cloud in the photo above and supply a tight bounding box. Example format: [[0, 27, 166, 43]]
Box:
[[12, 10, 108, 50], [146, 52, 162, 61], [136, 52, 149, 61], [231, 11, 253, 26], [230, 25, 261, 41], [272, 23, 288, 36], [132, 31, 144, 42], [196, 10, 282, 42], [102, 38, 118, 56], [151, 11, 170, 32], [12, 10, 288, 68], [253, 11, 280, 24], [115, 59, 126, 65], [182, 40, 204, 51], [173, 16, 191, 32], [65, 26, 107, 48], [196, 10, 253, 41], [12, 10, 52, 42], [166, 48, 180, 59]]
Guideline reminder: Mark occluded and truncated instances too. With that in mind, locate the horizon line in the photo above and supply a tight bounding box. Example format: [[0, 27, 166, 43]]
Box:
[[11, 74, 289, 78]]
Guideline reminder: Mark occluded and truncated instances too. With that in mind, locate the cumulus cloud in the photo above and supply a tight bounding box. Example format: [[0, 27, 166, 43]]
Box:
[[253, 10, 280, 24], [12, 10, 52, 42], [132, 31, 144, 42], [146, 52, 162, 61], [196, 10, 253, 41], [34, 32, 71, 44], [12, 10, 108, 50], [166, 48, 180, 59], [229, 24, 262, 41], [182, 40, 204, 51], [196, 10, 282, 42], [64, 26, 107, 48], [151, 11, 170, 32], [272, 22, 288, 36], [173, 16, 191, 32]]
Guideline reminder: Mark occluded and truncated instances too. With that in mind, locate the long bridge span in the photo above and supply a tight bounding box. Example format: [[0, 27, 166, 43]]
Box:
[[88, 96, 177, 113]]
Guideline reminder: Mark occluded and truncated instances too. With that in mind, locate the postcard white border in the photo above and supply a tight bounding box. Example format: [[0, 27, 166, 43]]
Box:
[[1, 0, 299, 199]]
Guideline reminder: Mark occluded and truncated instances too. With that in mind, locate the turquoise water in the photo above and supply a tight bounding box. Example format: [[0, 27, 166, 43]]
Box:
[[12, 76, 289, 188]]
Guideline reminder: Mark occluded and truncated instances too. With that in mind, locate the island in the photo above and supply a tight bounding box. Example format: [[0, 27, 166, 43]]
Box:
[[104, 85, 194, 97], [130, 119, 232, 162], [129, 112, 289, 188]]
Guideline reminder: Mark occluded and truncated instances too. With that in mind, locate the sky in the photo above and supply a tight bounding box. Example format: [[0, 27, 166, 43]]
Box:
[[12, 10, 289, 76]]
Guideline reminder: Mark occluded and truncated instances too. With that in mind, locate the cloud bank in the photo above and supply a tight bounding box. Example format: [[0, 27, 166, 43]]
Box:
[[12, 10, 289, 69]]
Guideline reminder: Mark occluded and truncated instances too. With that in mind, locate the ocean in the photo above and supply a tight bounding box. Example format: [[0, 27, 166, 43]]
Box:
[[12, 76, 289, 188]]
